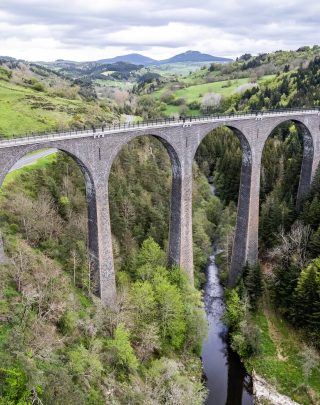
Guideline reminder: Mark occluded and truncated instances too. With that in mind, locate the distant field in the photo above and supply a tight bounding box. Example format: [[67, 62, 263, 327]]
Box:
[[95, 79, 134, 91], [153, 78, 245, 103], [154, 74, 276, 116], [258, 74, 276, 83], [147, 61, 214, 76], [181, 69, 222, 85], [155, 78, 243, 101], [174, 78, 250, 101]]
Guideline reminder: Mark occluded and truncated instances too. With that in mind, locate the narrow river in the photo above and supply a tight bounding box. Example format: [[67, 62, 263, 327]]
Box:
[[202, 185, 253, 404]]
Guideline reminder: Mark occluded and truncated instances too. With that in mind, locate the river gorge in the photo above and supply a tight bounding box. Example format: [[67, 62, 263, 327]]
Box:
[[201, 185, 253, 404]]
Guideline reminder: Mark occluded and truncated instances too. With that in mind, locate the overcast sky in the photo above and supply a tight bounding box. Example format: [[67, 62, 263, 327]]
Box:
[[0, 0, 319, 62]]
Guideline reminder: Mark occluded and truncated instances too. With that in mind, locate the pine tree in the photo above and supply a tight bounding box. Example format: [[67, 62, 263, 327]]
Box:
[[274, 263, 301, 319], [308, 225, 320, 257], [294, 258, 320, 340]]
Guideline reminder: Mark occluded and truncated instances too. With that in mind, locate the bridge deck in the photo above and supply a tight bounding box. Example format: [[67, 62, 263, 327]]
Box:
[[0, 107, 318, 149]]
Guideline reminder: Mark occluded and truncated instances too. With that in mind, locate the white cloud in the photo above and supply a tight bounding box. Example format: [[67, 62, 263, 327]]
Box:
[[0, 0, 319, 61]]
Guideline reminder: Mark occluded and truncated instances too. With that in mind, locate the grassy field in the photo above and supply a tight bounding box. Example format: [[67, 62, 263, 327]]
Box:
[[0, 79, 115, 138], [154, 74, 276, 103], [153, 77, 248, 102], [246, 307, 320, 405], [0, 81, 83, 137], [164, 105, 200, 116], [181, 69, 222, 85], [154, 74, 276, 116], [95, 78, 134, 90], [174, 78, 250, 101], [147, 61, 214, 77]]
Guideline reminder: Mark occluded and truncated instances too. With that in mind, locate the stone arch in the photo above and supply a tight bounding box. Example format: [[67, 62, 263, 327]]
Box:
[[0, 145, 103, 297], [191, 123, 252, 163], [263, 118, 314, 205], [191, 124, 253, 287], [107, 132, 181, 178], [106, 132, 183, 269]]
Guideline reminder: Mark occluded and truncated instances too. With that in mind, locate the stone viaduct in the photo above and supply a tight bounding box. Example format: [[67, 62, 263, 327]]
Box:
[[0, 108, 319, 305]]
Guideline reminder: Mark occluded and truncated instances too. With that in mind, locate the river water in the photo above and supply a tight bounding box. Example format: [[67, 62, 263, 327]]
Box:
[[201, 186, 253, 404]]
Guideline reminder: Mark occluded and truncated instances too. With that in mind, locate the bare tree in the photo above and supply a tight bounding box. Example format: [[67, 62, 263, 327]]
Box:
[[200, 93, 222, 113], [302, 345, 320, 382], [235, 83, 259, 94], [269, 220, 311, 267]]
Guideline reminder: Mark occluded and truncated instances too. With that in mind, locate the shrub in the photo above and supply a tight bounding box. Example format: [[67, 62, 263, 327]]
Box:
[[107, 323, 139, 375], [188, 100, 201, 110], [32, 81, 46, 92], [160, 90, 175, 104], [171, 97, 186, 106], [231, 319, 261, 358]]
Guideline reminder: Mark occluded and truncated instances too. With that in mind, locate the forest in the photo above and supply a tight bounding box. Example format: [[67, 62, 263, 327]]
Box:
[[0, 48, 319, 404]]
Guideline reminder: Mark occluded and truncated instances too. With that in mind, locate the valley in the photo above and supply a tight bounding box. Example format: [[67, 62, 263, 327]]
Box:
[[0, 46, 320, 405]]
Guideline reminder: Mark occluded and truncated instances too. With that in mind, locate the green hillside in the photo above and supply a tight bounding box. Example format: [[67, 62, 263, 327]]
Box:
[[0, 82, 116, 138]]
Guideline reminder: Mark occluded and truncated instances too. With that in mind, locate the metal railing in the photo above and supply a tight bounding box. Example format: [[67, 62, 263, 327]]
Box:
[[0, 107, 319, 146]]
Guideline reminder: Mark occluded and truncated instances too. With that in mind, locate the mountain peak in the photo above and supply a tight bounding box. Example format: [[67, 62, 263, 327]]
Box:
[[95, 50, 232, 66], [159, 51, 232, 64], [97, 53, 156, 65]]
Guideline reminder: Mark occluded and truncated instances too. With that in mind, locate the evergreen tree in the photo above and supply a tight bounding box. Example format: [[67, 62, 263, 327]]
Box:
[[274, 263, 301, 319], [294, 258, 320, 344], [308, 225, 320, 257]]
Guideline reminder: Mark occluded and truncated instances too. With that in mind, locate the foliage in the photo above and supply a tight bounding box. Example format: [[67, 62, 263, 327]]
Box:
[[243, 263, 263, 310], [107, 323, 139, 376], [0, 145, 208, 403], [195, 127, 241, 204], [135, 95, 166, 119], [294, 258, 320, 339], [0, 367, 41, 405], [223, 288, 261, 358]]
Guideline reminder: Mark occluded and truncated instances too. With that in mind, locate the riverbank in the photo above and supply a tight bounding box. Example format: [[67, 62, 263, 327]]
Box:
[[245, 306, 320, 405], [253, 372, 301, 405]]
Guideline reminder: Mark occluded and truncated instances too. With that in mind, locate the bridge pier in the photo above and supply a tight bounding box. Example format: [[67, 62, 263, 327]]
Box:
[[229, 132, 260, 286], [178, 158, 194, 282], [296, 122, 315, 206], [90, 177, 116, 306], [168, 161, 182, 268]]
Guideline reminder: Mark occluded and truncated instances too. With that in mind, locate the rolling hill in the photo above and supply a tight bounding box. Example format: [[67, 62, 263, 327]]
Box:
[[97, 50, 232, 66], [97, 53, 157, 65], [159, 50, 232, 64]]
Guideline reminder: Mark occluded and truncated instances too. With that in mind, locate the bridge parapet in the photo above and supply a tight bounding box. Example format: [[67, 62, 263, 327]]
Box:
[[0, 107, 318, 148]]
